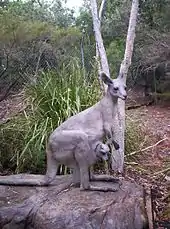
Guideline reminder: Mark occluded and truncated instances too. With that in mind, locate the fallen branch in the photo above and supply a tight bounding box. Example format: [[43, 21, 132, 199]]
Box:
[[126, 138, 168, 157], [125, 161, 138, 165], [153, 167, 170, 176], [126, 100, 154, 110]]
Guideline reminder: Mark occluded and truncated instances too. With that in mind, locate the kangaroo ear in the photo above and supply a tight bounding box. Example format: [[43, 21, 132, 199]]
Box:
[[100, 72, 113, 85]]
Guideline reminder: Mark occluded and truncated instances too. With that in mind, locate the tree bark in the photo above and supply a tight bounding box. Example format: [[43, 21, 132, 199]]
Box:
[[90, 0, 110, 78], [90, 0, 139, 173], [115, 0, 139, 172], [96, 0, 107, 92], [118, 0, 139, 81]]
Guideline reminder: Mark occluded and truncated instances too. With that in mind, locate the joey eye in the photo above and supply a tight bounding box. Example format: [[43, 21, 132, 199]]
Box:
[[113, 87, 118, 91], [101, 151, 106, 155]]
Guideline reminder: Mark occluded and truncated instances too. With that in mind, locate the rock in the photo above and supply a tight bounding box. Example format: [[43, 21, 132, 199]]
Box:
[[0, 174, 149, 229]]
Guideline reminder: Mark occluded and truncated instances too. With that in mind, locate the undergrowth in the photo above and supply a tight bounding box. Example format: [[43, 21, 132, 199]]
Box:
[[125, 116, 148, 156]]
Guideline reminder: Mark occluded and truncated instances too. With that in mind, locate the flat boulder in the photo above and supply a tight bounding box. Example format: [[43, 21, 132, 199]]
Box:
[[0, 174, 149, 229]]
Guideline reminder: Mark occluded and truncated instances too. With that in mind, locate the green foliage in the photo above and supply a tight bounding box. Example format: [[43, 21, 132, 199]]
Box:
[[75, 8, 95, 71], [101, 0, 131, 44], [139, 0, 170, 31], [0, 62, 100, 173], [0, 7, 81, 93], [49, 1, 75, 27], [1, 0, 75, 27], [0, 4, 79, 44], [0, 13, 51, 43], [106, 39, 125, 77], [51, 27, 81, 53], [75, 8, 93, 34]]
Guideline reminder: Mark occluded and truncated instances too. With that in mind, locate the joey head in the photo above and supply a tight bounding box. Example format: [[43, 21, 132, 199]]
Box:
[[95, 141, 110, 161]]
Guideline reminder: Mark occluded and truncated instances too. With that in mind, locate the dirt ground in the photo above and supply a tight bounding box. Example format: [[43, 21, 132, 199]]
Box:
[[126, 90, 170, 225], [0, 91, 170, 225]]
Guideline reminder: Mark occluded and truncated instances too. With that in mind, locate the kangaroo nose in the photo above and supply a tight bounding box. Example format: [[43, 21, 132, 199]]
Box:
[[124, 95, 127, 99]]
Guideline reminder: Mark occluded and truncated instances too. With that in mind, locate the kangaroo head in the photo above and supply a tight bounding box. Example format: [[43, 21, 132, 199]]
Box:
[[100, 72, 127, 100], [95, 142, 110, 161]]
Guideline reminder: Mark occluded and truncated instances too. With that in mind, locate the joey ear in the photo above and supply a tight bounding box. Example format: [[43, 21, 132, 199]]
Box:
[[95, 142, 102, 152], [100, 72, 113, 85]]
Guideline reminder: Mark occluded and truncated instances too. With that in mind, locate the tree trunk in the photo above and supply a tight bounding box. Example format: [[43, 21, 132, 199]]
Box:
[[90, 0, 139, 173], [115, 0, 139, 172]]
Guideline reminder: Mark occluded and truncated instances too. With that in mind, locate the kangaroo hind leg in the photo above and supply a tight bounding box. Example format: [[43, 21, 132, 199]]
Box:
[[71, 165, 81, 187], [44, 145, 58, 185]]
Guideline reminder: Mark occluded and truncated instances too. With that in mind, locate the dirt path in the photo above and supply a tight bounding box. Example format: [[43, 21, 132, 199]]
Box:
[[126, 104, 170, 223]]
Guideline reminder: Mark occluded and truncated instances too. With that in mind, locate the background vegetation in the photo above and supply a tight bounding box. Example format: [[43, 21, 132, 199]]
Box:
[[0, 0, 170, 173]]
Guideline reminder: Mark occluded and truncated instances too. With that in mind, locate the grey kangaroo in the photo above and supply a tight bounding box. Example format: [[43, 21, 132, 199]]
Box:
[[0, 72, 127, 191]]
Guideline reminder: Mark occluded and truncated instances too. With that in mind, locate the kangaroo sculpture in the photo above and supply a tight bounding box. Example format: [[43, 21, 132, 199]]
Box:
[[0, 72, 127, 191]]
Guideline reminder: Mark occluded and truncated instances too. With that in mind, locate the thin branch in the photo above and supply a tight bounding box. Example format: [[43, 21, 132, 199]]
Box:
[[153, 167, 170, 176], [126, 138, 168, 157], [36, 0, 42, 7], [90, 0, 110, 77], [99, 0, 107, 21], [96, 0, 107, 93], [125, 162, 138, 165], [118, 0, 139, 82]]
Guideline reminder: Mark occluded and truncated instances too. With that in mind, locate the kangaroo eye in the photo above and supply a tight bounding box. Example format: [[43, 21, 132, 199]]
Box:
[[114, 87, 118, 91]]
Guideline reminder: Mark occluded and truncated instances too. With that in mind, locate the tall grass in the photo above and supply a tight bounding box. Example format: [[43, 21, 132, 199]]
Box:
[[0, 62, 100, 173]]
